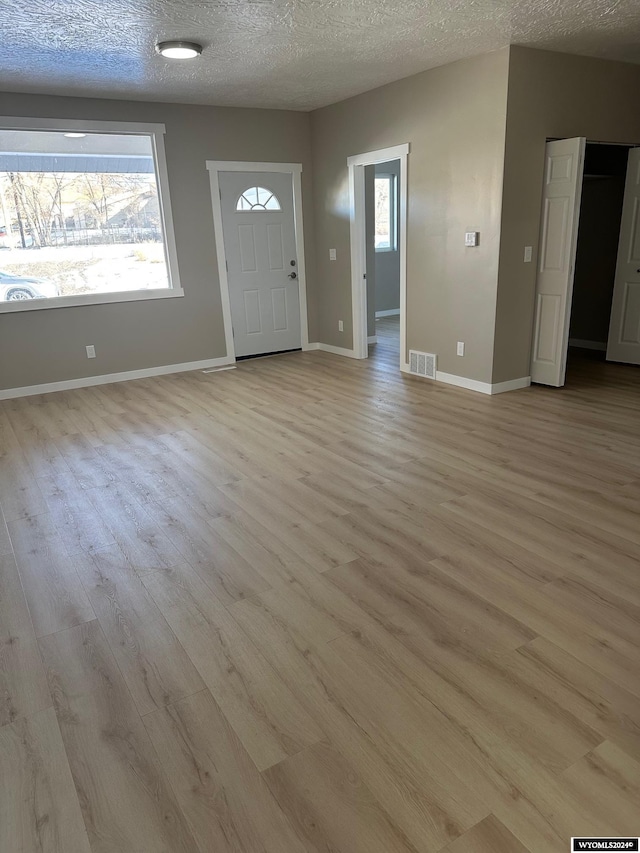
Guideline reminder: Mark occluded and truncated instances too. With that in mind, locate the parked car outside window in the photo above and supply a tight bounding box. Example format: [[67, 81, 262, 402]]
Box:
[[0, 270, 59, 300]]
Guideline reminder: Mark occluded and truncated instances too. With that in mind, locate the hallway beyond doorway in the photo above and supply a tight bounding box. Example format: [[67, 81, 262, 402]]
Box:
[[369, 313, 400, 372]]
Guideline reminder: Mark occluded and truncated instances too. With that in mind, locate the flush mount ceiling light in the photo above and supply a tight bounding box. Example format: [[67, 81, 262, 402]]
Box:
[[156, 40, 203, 59], [64, 132, 86, 138]]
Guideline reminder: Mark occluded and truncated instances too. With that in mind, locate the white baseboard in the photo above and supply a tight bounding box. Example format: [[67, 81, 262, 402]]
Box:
[[569, 338, 607, 352], [2, 353, 530, 402], [306, 342, 358, 359], [375, 308, 400, 317], [435, 371, 531, 395], [367, 335, 378, 344], [490, 376, 531, 394], [0, 355, 234, 400], [436, 371, 493, 394]]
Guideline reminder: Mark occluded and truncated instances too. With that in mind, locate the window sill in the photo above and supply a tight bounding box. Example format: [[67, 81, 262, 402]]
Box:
[[0, 287, 184, 314]]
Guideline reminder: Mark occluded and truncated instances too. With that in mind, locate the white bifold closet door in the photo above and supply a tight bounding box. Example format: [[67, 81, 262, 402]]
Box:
[[531, 137, 585, 387]]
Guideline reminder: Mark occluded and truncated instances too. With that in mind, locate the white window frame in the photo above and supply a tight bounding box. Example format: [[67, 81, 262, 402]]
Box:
[[0, 116, 183, 314], [374, 172, 397, 253], [235, 186, 282, 211]]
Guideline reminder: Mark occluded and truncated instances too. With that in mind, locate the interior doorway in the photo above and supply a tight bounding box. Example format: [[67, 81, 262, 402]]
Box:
[[347, 143, 409, 369], [530, 139, 640, 387], [365, 160, 401, 368]]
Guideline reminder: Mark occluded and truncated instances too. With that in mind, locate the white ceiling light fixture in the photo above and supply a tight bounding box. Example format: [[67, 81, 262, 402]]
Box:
[[64, 132, 86, 138], [156, 40, 203, 60]]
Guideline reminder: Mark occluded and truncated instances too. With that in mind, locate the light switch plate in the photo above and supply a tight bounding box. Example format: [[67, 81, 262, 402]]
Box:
[[329, 248, 337, 261], [464, 231, 479, 247], [524, 246, 533, 263], [456, 341, 465, 357]]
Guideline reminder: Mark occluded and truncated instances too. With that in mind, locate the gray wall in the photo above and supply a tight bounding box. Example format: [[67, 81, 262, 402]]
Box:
[[0, 92, 314, 391], [493, 47, 640, 383], [310, 49, 510, 382], [570, 176, 625, 345], [374, 160, 401, 314]]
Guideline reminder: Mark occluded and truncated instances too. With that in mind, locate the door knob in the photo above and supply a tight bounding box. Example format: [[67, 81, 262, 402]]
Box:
[[288, 272, 297, 279]]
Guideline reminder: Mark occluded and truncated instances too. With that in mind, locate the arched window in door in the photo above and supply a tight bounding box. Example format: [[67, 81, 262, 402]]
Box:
[[236, 186, 281, 211]]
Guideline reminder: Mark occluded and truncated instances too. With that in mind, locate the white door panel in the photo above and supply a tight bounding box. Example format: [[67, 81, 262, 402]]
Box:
[[238, 225, 257, 271], [219, 171, 301, 358], [267, 224, 284, 269], [243, 290, 261, 334], [270, 288, 285, 330], [531, 137, 585, 387], [607, 148, 640, 365]]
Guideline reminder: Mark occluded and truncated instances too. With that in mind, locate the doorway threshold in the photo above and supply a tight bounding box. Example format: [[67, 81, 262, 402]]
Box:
[[236, 348, 302, 361]]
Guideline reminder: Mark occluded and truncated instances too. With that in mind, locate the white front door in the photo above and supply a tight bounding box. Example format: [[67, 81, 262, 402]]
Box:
[[606, 148, 640, 366], [531, 137, 586, 386], [219, 171, 301, 358]]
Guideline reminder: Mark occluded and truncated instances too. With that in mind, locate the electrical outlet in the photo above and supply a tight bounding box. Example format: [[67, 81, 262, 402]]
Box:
[[338, 320, 344, 332], [329, 248, 337, 261], [464, 231, 479, 247], [456, 341, 465, 357], [86, 345, 96, 359], [524, 246, 533, 263]]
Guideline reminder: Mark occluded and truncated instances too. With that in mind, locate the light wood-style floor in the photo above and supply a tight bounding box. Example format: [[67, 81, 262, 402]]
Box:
[[1, 315, 639, 852]]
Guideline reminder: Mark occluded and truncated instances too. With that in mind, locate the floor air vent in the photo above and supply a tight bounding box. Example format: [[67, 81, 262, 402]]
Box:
[[408, 349, 437, 380]]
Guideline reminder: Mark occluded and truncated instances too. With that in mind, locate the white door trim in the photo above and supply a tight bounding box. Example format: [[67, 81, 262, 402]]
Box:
[[347, 143, 410, 365], [206, 160, 309, 361]]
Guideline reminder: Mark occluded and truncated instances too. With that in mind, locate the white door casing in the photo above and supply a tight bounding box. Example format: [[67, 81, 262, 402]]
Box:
[[606, 147, 640, 366], [531, 137, 586, 387], [218, 171, 301, 357], [347, 143, 409, 366]]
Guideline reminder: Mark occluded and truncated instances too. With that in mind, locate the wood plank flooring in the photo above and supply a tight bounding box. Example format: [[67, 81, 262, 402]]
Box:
[[1, 316, 639, 852]]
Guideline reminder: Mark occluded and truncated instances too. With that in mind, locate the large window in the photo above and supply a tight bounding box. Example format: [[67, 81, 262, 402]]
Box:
[[374, 173, 397, 251], [0, 121, 181, 312]]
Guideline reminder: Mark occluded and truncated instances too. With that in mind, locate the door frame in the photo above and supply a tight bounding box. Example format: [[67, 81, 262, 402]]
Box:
[[206, 160, 310, 362], [347, 143, 410, 365]]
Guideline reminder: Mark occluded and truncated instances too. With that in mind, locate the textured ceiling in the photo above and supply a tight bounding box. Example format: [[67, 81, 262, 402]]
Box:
[[1, 0, 640, 110]]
